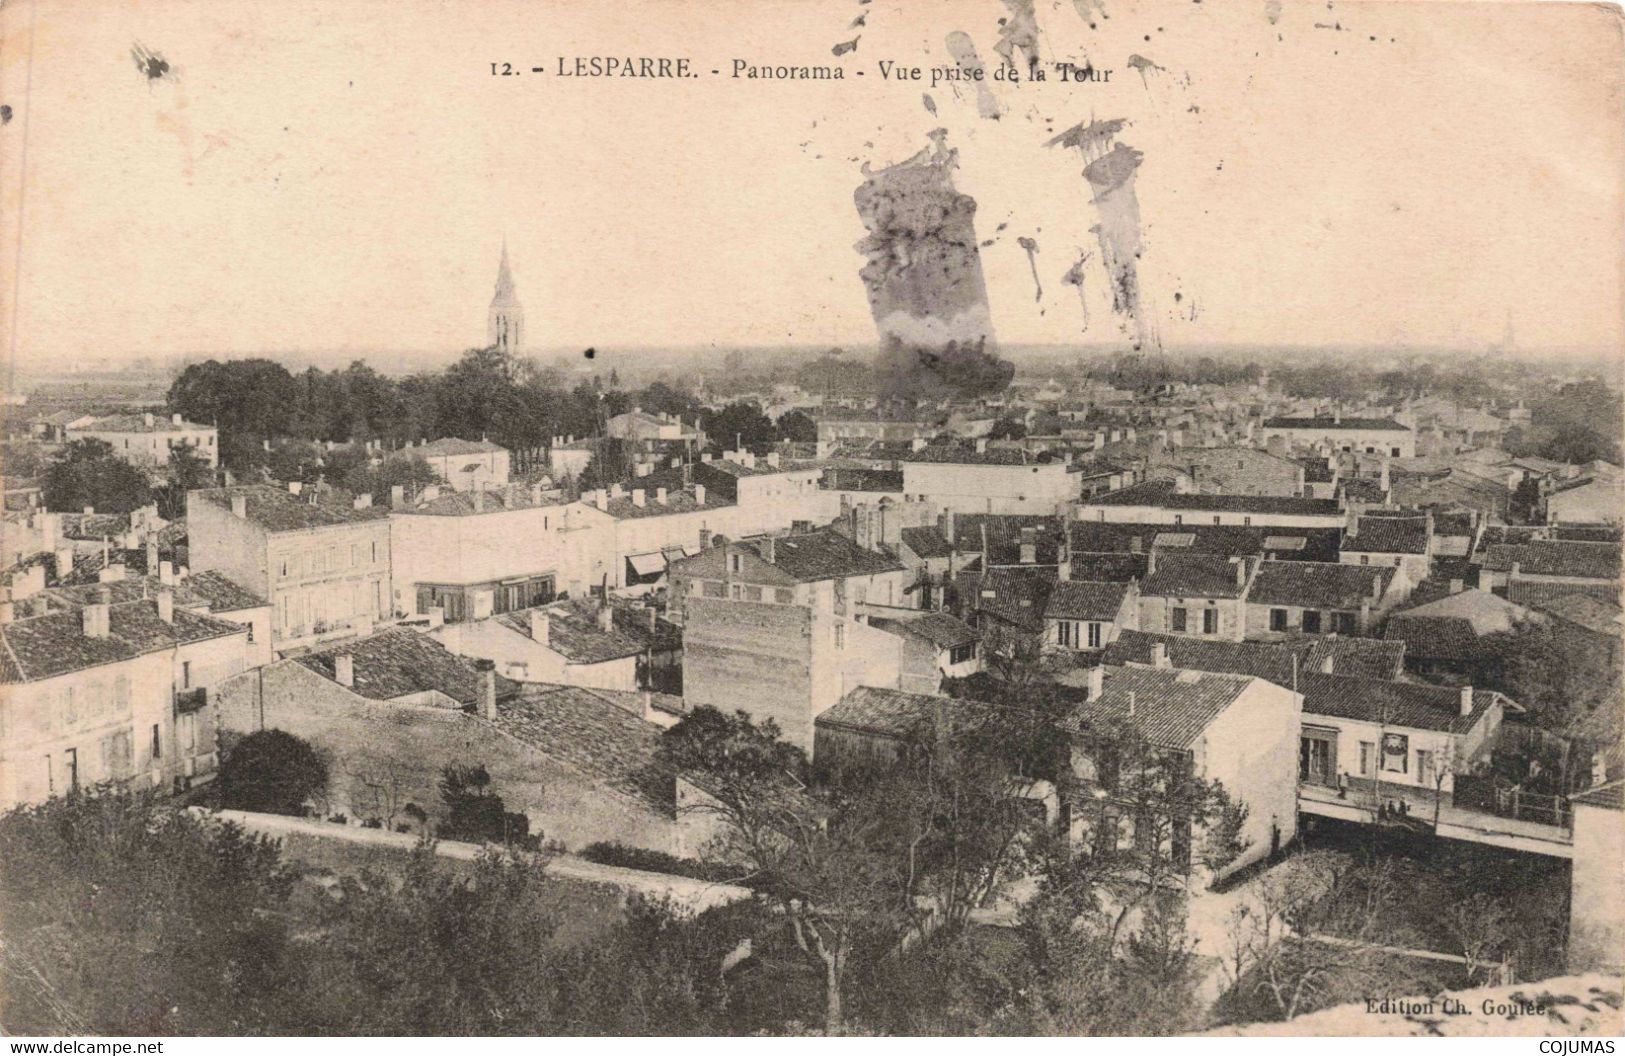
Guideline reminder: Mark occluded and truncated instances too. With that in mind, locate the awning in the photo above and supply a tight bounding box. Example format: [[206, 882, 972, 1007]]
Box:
[[626, 552, 667, 582]]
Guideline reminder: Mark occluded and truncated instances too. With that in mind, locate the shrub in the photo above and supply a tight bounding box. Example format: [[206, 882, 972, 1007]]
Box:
[[217, 729, 329, 816]]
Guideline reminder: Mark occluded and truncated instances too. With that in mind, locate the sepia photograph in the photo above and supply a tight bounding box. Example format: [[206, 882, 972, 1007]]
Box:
[[0, 0, 1621, 1040]]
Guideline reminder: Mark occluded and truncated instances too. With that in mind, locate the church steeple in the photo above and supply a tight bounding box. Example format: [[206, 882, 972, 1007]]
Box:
[[487, 239, 524, 353]]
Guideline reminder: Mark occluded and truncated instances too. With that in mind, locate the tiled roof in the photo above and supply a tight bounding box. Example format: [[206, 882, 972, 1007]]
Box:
[[904, 444, 1056, 466], [399, 485, 563, 516], [1067, 553, 1152, 583], [1302, 636, 1407, 680], [195, 486, 389, 532], [1553, 525, 1623, 543], [1298, 671, 1500, 733], [1396, 588, 1529, 633], [1346, 515, 1429, 555], [739, 530, 904, 583], [1482, 541, 1621, 580], [1100, 630, 1299, 685], [42, 571, 265, 616], [488, 684, 672, 814], [1044, 580, 1133, 621], [1382, 615, 1482, 662], [1249, 561, 1392, 610], [1569, 780, 1625, 811], [1505, 579, 1620, 608], [953, 514, 1069, 566], [415, 437, 505, 457], [1070, 521, 1342, 563], [900, 525, 955, 559], [1060, 665, 1258, 749], [599, 486, 735, 520], [826, 468, 905, 492], [1088, 483, 1342, 516], [1263, 416, 1407, 431], [1522, 591, 1624, 635], [295, 628, 491, 707], [496, 600, 646, 665], [816, 685, 987, 739], [954, 569, 1054, 633], [0, 599, 244, 684], [74, 413, 210, 433], [868, 611, 980, 650], [1141, 552, 1252, 598], [180, 570, 268, 611]]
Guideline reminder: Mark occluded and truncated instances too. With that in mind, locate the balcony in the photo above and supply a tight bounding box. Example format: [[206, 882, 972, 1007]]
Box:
[[1298, 775, 1573, 858]]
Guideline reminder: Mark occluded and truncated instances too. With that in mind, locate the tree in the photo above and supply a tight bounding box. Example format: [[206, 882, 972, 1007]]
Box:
[[218, 729, 330, 816], [155, 440, 215, 520], [0, 789, 297, 1035], [343, 453, 442, 506], [660, 707, 895, 1034], [41, 439, 153, 514], [437, 763, 532, 846], [777, 409, 818, 444], [988, 415, 1027, 441], [1472, 618, 1621, 742], [702, 402, 779, 455], [167, 358, 299, 453]]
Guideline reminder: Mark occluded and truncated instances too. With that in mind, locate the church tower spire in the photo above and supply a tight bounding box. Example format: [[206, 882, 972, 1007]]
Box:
[[488, 239, 524, 353]]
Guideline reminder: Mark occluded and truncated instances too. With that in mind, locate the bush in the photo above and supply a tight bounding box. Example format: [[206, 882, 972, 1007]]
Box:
[[578, 842, 745, 885], [217, 729, 329, 816]]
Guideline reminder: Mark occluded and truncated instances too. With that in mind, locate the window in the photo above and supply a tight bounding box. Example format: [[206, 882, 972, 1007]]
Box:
[[1087, 622, 1103, 649], [1333, 611, 1358, 634], [1381, 733, 1409, 774], [949, 642, 977, 665], [246, 623, 255, 643], [702, 580, 726, 598], [1391, 447, 1401, 457], [834, 624, 845, 649], [44, 755, 52, 795], [65, 748, 78, 792], [729, 553, 744, 574], [1213, 516, 1221, 526], [1359, 741, 1375, 776], [1417, 749, 1435, 787], [1359, 554, 1369, 566], [181, 660, 192, 689], [151, 723, 162, 760], [1202, 608, 1218, 635], [181, 713, 197, 753], [743, 585, 763, 601], [1302, 610, 1322, 633], [63, 686, 77, 726], [1243, 516, 1252, 527], [1270, 608, 1288, 631], [1394, 556, 1402, 567], [775, 588, 794, 604], [730, 584, 742, 600], [1057, 620, 1076, 648], [371, 541, 378, 563], [1170, 607, 1187, 632], [1173, 514, 1184, 526]]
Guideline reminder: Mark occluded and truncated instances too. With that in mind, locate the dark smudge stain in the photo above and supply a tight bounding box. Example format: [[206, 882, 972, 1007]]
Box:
[[922, 93, 938, 116], [832, 37, 861, 57], [1127, 53, 1166, 87], [1071, 0, 1109, 24], [945, 31, 1002, 120], [1061, 250, 1092, 332], [131, 43, 170, 82], [582, 347, 597, 360], [1017, 237, 1042, 302], [0, 105, 11, 126], [994, 0, 1042, 72], [854, 129, 1010, 398], [1048, 118, 1151, 350]]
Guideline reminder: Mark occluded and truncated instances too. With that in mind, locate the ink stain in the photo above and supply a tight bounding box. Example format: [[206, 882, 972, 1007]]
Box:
[[131, 43, 170, 82], [945, 31, 1002, 120], [994, 0, 1043, 71], [1061, 251, 1092, 333], [922, 93, 938, 116], [832, 37, 861, 57], [0, 105, 11, 126], [1017, 237, 1042, 302], [583, 348, 597, 360], [1127, 53, 1166, 87], [1048, 118, 1151, 350]]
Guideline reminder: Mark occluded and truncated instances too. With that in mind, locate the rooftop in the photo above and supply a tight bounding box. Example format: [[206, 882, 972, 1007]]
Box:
[[1044, 580, 1135, 622], [1482, 540, 1621, 580], [1060, 665, 1259, 750], [868, 610, 980, 651], [1086, 480, 1342, 516], [195, 485, 390, 532], [1298, 671, 1503, 733], [1346, 515, 1430, 555], [816, 685, 988, 740], [1248, 560, 1393, 610], [74, 413, 211, 433], [738, 530, 905, 583], [0, 598, 245, 684], [295, 628, 497, 708], [414, 437, 507, 457], [1263, 416, 1408, 431], [495, 599, 648, 664], [1141, 552, 1253, 598], [489, 684, 672, 814]]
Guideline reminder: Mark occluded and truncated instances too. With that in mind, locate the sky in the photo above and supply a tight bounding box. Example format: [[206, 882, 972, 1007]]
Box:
[[2, 0, 1622, 371]]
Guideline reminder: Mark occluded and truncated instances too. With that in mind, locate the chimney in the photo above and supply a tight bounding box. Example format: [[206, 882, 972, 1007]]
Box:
[[473, 486, 485, 513], [530, 609, 550, 645], [1086, 664, 1105, 701], [0, 600, 12, 624], [334, 653, 355, 688], [1509, 560, 1521, 580], [1020, 527, 1037, 564], [1130, 534, 1142, 554], [975, 438, 988, 453], [1145, 548, 1157, 577], [422, 484, 441, 503], [1234, 556, 1247, 590], [159, 560, 175, 585], [694, 484, 706, 506], [532, 483, 545, 505], [475, 658, 497, 720], [766, 451, 780, 469], [156, 589, 174, 624], [1448, 578, 1464, 595], [143, 412, 155, 428], [145, 539, 160, 573], [1128, 691, 1137, 717], [98, 565, 126, 584], [699, 526, 713, 549], [353, 493, 373, 510], [82, 589, 111, 639], [597, 602, 614, 633], [56, 548, 74, 577], [641, 690, 657, 723], [911, 437, 927, 452], [171, 412, 182, 425], [83, 505, 94, 516], [390, 484, 405, 508], [656, 487, 668, 506], [1459, 685, 1474, 717], [764, 536, 776, 564], [40, 512, 56, 552], [632, 488, 646, 508], [646, 606, 658, 632], [288, 481, 302, 495], [1151, 642, 1169, 668], [942, 509, 956, 545]]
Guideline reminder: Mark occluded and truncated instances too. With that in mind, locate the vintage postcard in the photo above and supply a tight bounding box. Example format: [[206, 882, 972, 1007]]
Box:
[[0, 0, 1621, 1041]]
